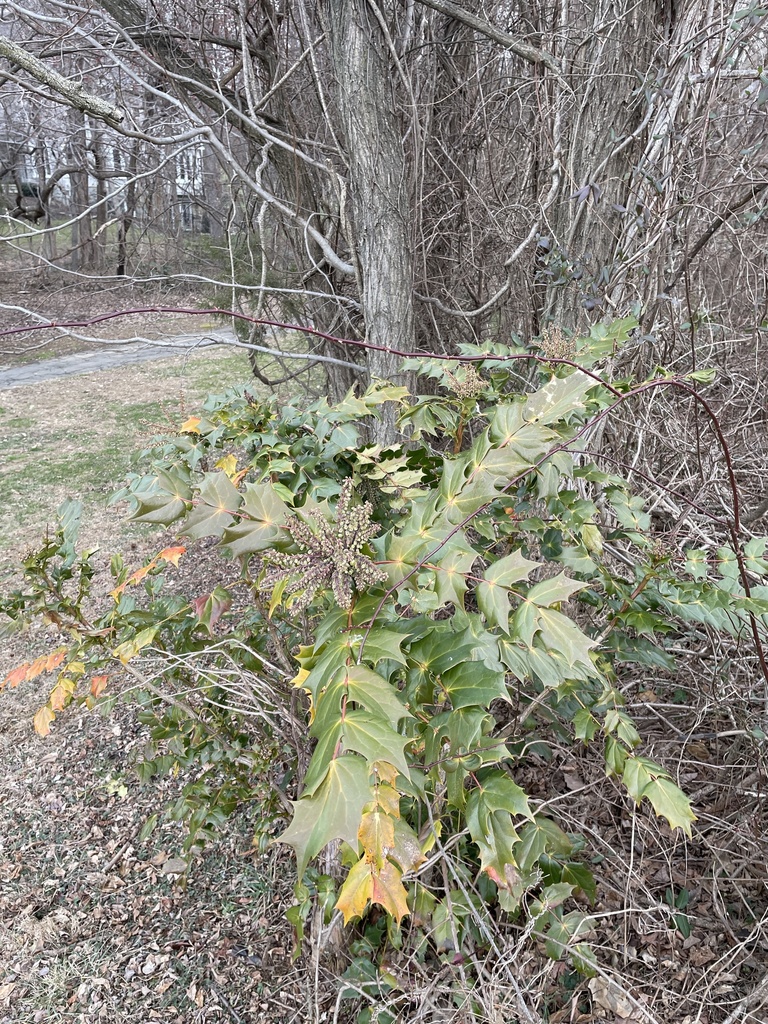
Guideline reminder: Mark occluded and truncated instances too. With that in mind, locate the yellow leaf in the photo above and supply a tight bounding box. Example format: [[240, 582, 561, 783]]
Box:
[[419, 821, 440, 856], [110, 583, 126, 601], [358, 811, 395, 869], [373, 761, 399, 788], [179, 416, 201, 433], [371, 861, 410, 924], [336, 857, 374, 924], [391, 818, 426, 874], [268, 576, 288, 617], [157, 545, 186, 566], [581, 522, 602, 554], [290, 667, 310, 690], [33, 706, 55, 737], [216, 454, 239, 481], [374, 783, 401, 818], [90, 675, 109, 698], [113, 625, 159, 664]]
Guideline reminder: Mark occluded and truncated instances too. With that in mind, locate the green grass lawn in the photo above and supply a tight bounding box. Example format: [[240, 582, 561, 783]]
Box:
[[0, 347, 253, 570]]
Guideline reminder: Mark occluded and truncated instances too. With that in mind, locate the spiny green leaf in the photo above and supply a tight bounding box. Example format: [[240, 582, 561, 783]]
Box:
[[524, 371, 594, 425], [622, 756, 696, 835], [466, 803, 522, 894], [515, 817, 573, 873], [302, 721, 343, 795], [130, 469, 192, 525], [183, 472, 243, 540], [221, 480, 289, 556], [476, 772, 534, 819], [535, 606, 597, 670], [440, 661, 509, 709], [526, 572, 589, 607], [478, 549, 539, 631], [341, 710, 411, 779], [313, 664, 411, 735], [432, 545, 479, 608], [279, 755, 373, 877], [573, 708, 599, 741]]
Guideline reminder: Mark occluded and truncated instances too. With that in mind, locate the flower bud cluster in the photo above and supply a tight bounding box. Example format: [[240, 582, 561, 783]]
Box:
[[539, 325, 576, 361], [261, 479, 386, 612], [444, 362, 485, 399]]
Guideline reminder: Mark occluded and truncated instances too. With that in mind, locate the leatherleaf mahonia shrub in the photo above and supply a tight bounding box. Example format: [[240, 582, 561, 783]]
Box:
[[4, 316, 768, 986]]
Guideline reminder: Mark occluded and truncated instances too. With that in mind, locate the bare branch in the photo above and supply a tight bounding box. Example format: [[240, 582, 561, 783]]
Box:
[[0, 36, 123, 127], [415, 0, 563, 77], [665, 181, 768, 294]]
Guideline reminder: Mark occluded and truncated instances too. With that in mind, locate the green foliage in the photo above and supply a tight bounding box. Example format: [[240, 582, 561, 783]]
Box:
[[4, 315, 768, 990]]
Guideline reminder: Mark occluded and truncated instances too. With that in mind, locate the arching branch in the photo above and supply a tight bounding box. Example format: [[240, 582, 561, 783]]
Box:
[[415, 0, 563, 76], [0, 37, 123, 127]]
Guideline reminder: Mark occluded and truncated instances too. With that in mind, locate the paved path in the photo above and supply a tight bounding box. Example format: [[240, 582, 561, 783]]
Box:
[[0, 329, 236, 389]]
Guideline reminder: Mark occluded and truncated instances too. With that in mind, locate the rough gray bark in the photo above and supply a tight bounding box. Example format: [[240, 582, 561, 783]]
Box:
[[324, 0, 414, 441]]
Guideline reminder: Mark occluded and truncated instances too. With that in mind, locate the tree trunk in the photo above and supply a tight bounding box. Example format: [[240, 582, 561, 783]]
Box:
[[324, 0, 414, 442], [68, 110, 95, 272]]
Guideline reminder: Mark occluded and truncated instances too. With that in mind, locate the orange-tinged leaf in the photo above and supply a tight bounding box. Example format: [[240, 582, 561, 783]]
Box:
[[180, 416, 201, 433], [358, 811, 395, 869], [44, 649, 67, 673], [336, 857, 374, 924], [128, 560, 157, 585], [33, 706, 55, 737], [157, 545, 186, 567], [90, 675, 109, 698], [3, 648, 69, 690], [232, 468, 248, 487], [3, 663, 30, 689], [371, 861, 410, 924], [49, 676, 76, 712], [25, 656, 50, 682], [110, 583, 127, 601]]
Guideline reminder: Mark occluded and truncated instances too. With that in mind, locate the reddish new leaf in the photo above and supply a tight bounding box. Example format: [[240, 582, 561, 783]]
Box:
[[90, 675, 109, 698]]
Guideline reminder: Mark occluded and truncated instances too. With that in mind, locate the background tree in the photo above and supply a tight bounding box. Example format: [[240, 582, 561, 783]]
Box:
[[0, 0, 766, 417]]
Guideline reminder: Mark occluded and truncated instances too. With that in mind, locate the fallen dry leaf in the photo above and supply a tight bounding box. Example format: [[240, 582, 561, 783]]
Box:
[[589, 977, 642, 1019]]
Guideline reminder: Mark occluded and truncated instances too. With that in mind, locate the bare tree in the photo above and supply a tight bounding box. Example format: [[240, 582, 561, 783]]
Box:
[[0, 1, 766, 434]]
